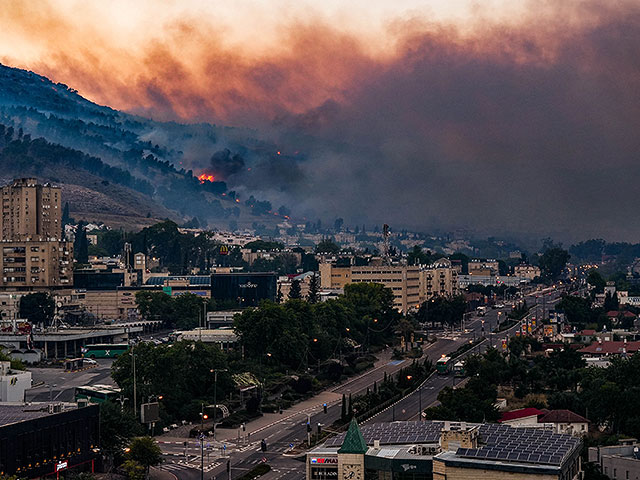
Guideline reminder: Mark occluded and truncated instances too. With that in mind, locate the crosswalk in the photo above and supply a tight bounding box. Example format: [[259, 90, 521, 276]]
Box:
[[158, 459, 221, 473]]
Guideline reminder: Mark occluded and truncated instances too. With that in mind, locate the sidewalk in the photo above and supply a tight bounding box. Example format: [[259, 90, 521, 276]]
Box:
[[158, 348, 396, 443]]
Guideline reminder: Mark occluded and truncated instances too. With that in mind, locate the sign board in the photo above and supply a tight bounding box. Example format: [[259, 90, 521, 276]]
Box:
[[219, 245, 229, 256], [163, 286, 172, 296], [141, 402, 160, 424], [311, 458, 338, 464], [56, 461, 68, 472]]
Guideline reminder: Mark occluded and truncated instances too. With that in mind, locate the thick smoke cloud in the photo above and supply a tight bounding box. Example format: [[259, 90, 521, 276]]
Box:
[[3, 1, 640, 240]]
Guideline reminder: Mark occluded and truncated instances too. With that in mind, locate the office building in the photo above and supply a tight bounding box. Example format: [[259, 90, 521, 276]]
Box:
[[308, 420, 582, 480], [0, 403, 99, 477], [211, 272, 277, 307], [319, 263, 420, 312]]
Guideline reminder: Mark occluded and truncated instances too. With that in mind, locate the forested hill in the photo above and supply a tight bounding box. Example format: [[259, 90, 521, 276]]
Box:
[[0, 63, 294, 230]]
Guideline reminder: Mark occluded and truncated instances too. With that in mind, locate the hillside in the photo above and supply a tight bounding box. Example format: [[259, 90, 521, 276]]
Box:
[[0, 63, 298, 231]]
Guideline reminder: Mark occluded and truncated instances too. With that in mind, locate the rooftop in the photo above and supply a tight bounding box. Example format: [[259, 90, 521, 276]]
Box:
[[499, 408, 545, 423], [539, 409, 590, 424]]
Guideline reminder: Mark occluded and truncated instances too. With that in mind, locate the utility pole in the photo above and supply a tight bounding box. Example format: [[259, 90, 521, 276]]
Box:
[[132, 343, 137, 418], [199, 433, 205, 480], [212, 368, 228, 440]]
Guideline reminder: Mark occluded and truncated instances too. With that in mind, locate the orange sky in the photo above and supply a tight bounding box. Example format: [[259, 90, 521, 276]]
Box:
[[0, 0, 541, 123]]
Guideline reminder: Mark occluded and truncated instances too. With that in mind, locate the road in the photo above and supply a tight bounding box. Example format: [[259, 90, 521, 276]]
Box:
[[151, 289, 562, 480], [26, 359, 115, 402]]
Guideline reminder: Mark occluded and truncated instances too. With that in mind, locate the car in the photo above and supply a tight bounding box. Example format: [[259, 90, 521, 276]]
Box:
[[83, 358, 98, 365], [495, 303, 505, 309]]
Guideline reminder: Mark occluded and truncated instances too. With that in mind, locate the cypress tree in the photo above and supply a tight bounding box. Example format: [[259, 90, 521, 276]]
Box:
[[341, 394, 347, 422]]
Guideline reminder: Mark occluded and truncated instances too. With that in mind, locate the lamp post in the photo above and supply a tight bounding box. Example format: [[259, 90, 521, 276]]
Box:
[[211, 368, 228, 440]]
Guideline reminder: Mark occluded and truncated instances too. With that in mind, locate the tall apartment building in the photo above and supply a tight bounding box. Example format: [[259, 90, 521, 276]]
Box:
[[1, 178, 61, 241], [319, 263, 420, 313], [0, 179, 72, 290], [420, 258, 459, 300]]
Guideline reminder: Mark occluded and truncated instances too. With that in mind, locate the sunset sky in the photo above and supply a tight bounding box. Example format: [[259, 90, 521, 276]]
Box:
[[2, 1, 640, 239]]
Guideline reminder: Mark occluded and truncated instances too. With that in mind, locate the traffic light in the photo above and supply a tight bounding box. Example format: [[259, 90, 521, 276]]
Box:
[[261, 439, 267, 452], [242, 423, 246, 432], [323, 403, 327, 414], [306, 422, 312, 433], [317, 423, 322, 435]]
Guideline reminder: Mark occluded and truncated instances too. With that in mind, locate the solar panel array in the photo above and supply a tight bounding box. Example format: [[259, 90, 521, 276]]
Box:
[[324, 421, 444, 447], [323, 421, 581, 468], [0, 405, 50, 427], [456, 424, 581, 466]]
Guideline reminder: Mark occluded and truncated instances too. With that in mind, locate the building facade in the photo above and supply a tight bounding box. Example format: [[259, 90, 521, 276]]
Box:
[[420, 258, 459, 300], [0, 241, 73, 289], [0, 179, 71, 290], [0, 178, 61, 242]]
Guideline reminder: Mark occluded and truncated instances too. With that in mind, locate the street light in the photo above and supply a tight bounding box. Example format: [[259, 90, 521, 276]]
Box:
[[210, 368, 228, 440]]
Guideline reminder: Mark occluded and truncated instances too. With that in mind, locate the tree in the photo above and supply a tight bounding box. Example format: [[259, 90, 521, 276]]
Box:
[[19, 292, 55, 327], [74, 222, 89, 263], [288, 279, 302, 300], [587, 269, 606, 294], [135, 291, 175, 327], [538, 247, 570, 282], [100, 401, 143, 458], [604, 291, 619, 312], [122, 460, 146, 480], [307, 274, 320, 303], [61, 201, 73, 226], [315, 238, 340, 254], [128, 436, 163, 475], [333, 218, 344, 232]]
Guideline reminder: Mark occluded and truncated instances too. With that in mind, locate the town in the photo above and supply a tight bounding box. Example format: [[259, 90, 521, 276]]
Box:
[[1, 2, 639, 479], [0, 177, 639, 480]]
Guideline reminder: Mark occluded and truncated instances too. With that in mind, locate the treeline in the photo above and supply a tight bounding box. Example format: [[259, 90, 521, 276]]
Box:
[[425, 340, 585, 423], [0, 125, 154, 195], [234, 283, 401, 370]]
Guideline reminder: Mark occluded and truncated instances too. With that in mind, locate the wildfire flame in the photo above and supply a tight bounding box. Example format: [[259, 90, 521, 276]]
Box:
[[198, 173, 215, 183]]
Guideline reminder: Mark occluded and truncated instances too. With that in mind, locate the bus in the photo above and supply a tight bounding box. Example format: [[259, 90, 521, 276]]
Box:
[[436, 356, 452, 375], [75, 385, 121, 404], [453, 361, 465, 377], [81, 343, 129, 359]]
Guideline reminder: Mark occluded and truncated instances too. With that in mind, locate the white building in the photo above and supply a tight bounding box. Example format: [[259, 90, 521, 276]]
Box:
[[0, 361, 31, 403]]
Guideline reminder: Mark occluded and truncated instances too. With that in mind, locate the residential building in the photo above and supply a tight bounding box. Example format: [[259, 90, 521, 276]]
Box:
[[514, 264, 541, 280], [0, 241, 73, 288], [538, 410, 590, 436], [0, 179, 72, 290], [0, 178, 61, 242], [468, 259, 499, 276], [579, 339, 640, 357], [420, 258, 459, 300], [499, 407, 545, 426]]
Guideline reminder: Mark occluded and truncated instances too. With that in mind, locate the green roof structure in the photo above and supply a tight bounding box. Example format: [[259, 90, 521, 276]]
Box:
[[338, 418, 369, 454]]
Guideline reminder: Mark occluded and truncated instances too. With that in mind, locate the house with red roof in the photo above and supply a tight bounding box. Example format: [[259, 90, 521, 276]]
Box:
[[578, 339, 640, 357], [498, 407, 544, 426], [539, 409, 590, 436], [499, 408, 591, 436]]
